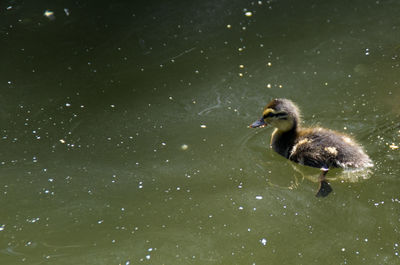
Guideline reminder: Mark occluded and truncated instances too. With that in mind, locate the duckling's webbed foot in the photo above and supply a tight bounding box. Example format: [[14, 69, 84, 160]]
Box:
[[315, 168, 332, 197], [316, 180, 333, 197]]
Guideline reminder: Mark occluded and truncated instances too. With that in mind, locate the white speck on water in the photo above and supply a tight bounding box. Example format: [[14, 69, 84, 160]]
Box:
[[200, 124, 207, 128], [44, 10, 55, 19], [98, 220, 104, 224], [148, 248, 153, 252], [342, 248, 346, 252], [27, 217, 40, 223], [110, 104, 115, 108], [245, 11, 253, 17], [364, 238, 368, 242], [238, 206, 244, 210], [125, 261, 130, 265], [181, 144, 188, 150], [64, 8, 70, 16], [260, 238, 267, 245], [65, 103, 71, 107], [161, 142, 166, 146], [146, 255, 150, 260], [255, 195, 263, 200], [0, 225, 5, 231]]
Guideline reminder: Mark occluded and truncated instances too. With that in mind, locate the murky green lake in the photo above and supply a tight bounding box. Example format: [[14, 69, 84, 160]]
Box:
[[1, 0, 400, 264]]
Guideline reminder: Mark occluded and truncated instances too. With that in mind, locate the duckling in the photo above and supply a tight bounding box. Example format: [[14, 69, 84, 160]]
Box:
[[250, 98, 373, 197]]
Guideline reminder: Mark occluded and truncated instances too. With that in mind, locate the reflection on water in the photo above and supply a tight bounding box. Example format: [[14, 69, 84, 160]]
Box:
[[1, 0, 400, 264]]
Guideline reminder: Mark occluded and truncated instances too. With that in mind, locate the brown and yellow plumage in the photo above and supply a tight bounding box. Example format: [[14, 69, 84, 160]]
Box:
[[250, 98, 373, 197]]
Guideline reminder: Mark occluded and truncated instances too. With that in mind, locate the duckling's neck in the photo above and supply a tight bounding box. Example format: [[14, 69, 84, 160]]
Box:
[[270, 126, 298, 158]]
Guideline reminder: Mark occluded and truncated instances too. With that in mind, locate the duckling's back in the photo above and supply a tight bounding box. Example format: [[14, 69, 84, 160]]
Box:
[[289, 128, 373, 169]]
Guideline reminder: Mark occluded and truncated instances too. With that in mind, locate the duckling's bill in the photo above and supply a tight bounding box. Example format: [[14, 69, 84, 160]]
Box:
[[249, 118, 267, 128]]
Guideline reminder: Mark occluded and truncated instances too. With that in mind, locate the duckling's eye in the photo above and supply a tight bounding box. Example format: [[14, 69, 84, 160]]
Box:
[[263, 112, 274, 119], [273, 112, 288, 119], [264, 112, 287, 119]]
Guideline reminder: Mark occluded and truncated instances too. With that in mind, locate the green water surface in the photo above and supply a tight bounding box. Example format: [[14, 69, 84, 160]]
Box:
[[1, 0, 400, 264]]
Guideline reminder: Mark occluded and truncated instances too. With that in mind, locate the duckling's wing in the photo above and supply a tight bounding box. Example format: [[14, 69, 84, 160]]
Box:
[[289, 128, 371, 169], [289, 145, 328, 168], [288, 131, 338, 168]]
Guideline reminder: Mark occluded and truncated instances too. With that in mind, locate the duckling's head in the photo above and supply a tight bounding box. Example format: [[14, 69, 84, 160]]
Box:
[[250, 98, 301, 132]]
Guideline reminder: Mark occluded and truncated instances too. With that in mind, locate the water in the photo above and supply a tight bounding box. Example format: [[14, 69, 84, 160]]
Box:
[[1, 0, 400, 264]]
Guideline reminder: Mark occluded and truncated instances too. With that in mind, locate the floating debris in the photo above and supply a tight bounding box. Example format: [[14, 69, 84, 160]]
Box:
[[260, 238, 267, 245], [181, 144, 188, 150], [43, 10, 55, 20], [389, 143, 399, 150], [200, 124, 207, 128], [59, 139, 66, 144], [64, 8, 70, 16], [226, 24, 232, 29], [245, 11, 253, 17], [255, 195, 263, 200]]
